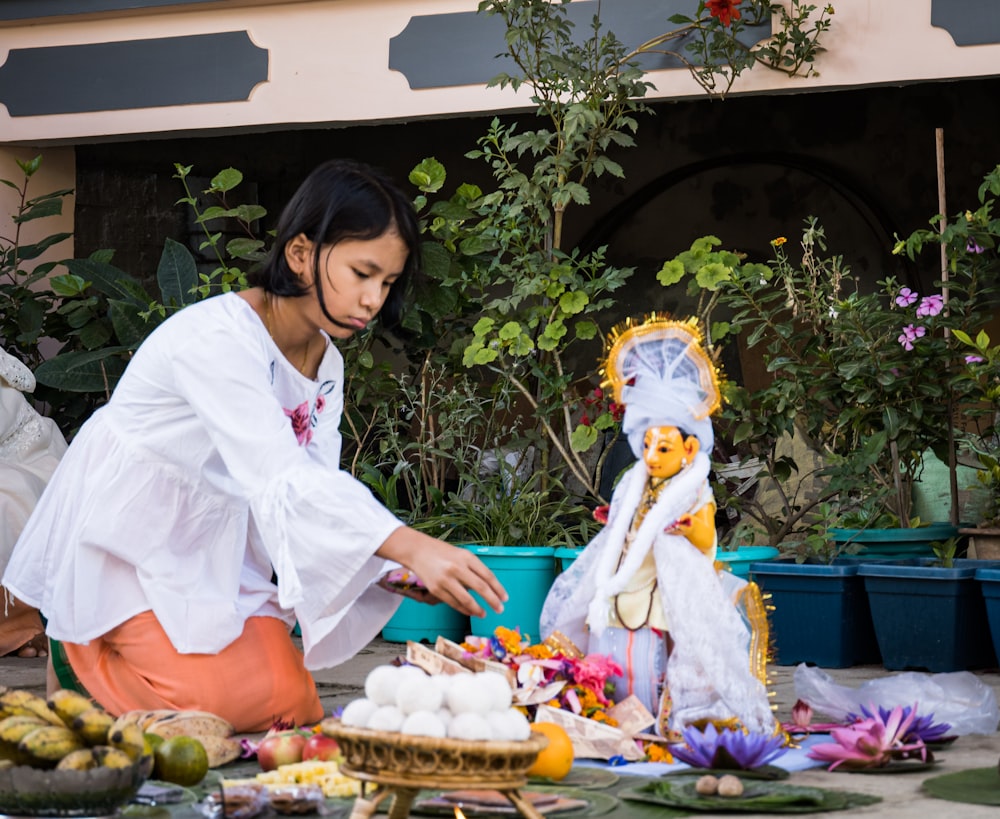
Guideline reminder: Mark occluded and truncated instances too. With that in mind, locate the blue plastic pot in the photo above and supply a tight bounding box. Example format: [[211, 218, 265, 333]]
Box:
[[461, 545, 557, 641], [976, 566, 1000, 666], [858, 561, 998, 672], [748, 559, 880, 667]]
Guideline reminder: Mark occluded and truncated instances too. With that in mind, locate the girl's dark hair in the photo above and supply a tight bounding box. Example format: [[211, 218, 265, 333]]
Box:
[[252, 158, 420, 330]]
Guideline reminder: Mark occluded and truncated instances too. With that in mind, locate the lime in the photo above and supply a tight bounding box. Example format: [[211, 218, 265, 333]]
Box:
[[153, 736, 209, 787]]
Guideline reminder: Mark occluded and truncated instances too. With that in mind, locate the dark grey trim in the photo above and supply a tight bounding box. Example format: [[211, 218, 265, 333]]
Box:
[[389, 0, 769, 90], [931, 0, 1000, 45], [0, 31, 268, 117], [0, 0, 222, 21]]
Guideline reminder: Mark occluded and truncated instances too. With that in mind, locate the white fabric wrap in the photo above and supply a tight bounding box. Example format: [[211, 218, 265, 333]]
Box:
[[585, 452, 711, 637]]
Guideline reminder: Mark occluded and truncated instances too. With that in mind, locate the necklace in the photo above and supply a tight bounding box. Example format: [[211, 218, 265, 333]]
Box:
[[263, 292, 312, 375]]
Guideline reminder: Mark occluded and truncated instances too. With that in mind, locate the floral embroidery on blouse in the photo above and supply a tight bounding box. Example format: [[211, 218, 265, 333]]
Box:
[[284, 380, 336, 446]]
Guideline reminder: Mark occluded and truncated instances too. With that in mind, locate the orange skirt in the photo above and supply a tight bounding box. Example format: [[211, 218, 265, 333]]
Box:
[[62, 612, 323, 732]]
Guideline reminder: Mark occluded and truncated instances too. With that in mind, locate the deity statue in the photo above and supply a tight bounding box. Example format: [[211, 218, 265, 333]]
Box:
[[539, 316, 774, 738]]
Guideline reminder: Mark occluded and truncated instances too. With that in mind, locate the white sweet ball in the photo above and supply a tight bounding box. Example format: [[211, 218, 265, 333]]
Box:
[[366, 704, 405, 732], [446, 672, 492, 715], [397, 664, 431, 688], [487, 708, 531, 741], [429, 673, 455, 697], [340, 698, 379, 728], [365, 665, 403, 706], [479, 671, 514, 711], [436, 706, 454, 728], [447, 712, 493, 741], [400, 710, 448, 738], [396, 672, 444, 715]]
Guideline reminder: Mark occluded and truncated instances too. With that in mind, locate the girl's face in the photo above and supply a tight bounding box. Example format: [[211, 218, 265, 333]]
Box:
[[643, 425, 698, 478], [288, 230, 408, 339]]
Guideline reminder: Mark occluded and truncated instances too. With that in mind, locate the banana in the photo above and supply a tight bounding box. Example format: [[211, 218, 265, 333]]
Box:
[[48, 689, 97, 727], [109, 721, 146, 762], [55, 748, 99, 771], [0, 689, 64, 726], [72, 708, 115, 746], [145, 710, 235, 739], [108, 711, 144, 737], [18, 724, 85, 762], [0, 714, 51, 744], [92, 746, 136, 769]]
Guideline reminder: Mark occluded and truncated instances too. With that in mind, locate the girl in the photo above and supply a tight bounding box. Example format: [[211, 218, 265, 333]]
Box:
[[2, 159, 507, 731]]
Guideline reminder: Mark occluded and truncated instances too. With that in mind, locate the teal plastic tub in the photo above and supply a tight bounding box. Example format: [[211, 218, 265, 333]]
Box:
[[716, 546, 779, 578], [461, 545, 557, 642]]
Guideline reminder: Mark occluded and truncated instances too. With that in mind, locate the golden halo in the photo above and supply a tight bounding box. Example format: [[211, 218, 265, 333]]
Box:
[[600, 314, 721, 420]]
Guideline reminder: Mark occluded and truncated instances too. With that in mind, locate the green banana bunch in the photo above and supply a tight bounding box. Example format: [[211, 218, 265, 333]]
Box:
[[55, 745, 135, 770], [0, 689, 64, 727], [108, 721, 145, 762], [18, 724, 85, 763], [48, 689, 98, 727], [0, 714, 50, 745], [72, 708, 115, 746]]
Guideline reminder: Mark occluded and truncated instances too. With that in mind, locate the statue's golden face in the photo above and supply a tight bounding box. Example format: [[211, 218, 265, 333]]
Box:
[[643, 425, 699, 478]]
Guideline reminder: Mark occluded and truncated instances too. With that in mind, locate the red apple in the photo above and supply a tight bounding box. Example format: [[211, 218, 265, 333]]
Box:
[[302, 733, 340, 762], [256, 730, 308, 771]]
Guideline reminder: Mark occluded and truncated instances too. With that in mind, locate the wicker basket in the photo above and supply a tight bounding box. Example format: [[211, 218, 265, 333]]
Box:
[[320, 719, 548, 790]]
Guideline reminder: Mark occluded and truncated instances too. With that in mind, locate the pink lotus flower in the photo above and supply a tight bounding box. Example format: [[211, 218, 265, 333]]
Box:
[[780, 699, 845, 735], [806, 704, 928, 771]]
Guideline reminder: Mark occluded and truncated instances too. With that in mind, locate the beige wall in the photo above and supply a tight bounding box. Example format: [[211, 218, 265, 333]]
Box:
[[0, 146, 75, 270], [1, 0, 999, 146]]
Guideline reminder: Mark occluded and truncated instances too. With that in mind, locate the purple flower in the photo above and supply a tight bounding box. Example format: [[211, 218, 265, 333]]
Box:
[[898, 324, 926, 350], [966, 354, 986, 364], [851, 704, 952, 745], [670, 723, 787, 770], [808, 704, 928, 771], [916, 294, 944, 318], [895, 287, 918, 308], [968, 239, 984, 254]]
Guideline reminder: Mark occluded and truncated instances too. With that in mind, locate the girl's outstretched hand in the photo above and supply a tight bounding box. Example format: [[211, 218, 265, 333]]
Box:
[[376, 527, 508, 618]]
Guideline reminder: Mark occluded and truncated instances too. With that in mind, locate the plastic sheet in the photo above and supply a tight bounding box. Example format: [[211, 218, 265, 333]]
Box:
[[794, 664, 1000, 736]]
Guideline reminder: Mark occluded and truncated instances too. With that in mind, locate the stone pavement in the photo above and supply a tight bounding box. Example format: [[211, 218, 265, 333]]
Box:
[[2, 639, 1000, 816]]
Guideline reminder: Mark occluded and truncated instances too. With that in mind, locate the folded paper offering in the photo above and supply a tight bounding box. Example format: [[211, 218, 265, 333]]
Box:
[[534, 704, 647, 761]]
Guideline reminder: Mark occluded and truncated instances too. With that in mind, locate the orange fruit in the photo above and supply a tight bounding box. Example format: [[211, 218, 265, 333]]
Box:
[[526, 722, 574, 781]]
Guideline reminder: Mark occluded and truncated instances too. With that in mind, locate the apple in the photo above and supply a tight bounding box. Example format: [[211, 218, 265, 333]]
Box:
[[256, 730, 308, 771], [302, 733, 340, 762]]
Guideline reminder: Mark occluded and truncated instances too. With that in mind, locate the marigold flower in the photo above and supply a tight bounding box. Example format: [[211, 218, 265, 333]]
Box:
[[644, 743, 675, 763], [771, 236, 787, 246]]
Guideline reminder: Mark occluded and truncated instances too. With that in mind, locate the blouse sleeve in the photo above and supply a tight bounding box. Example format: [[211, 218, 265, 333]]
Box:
[[165, 310, 403, 660]]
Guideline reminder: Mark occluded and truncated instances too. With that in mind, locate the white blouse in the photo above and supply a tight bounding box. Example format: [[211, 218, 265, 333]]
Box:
[[2, 293, 404, 669]]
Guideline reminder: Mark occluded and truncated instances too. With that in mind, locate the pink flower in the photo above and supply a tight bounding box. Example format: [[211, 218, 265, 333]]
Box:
[[966, 355, 986, 364], [806, 704, 927, 771], [897, 324, 926, 350], [315, 394, 326, 413], [895, 287, 918, 308], [968, 239, 984, 254], [916, 294, 944, 318], [285, 402, 312, 445], [567, 654, 624, 704]]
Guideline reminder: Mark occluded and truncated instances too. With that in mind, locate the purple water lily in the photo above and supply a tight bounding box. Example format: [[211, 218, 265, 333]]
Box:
[[671, 723, 788, 770], [849, 704, 952, 745], [808, 704, 928, 771]]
